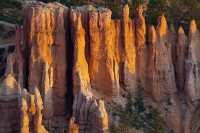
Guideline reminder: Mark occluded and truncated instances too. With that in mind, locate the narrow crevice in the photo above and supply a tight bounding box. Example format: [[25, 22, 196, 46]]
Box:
[[65, 13, 74, 116]]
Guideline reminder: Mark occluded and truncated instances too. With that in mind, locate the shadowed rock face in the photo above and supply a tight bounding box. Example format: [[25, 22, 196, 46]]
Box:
[[0, 98, 20, 133], [2, 1, 200, 133], [72, 90, 108, 133]]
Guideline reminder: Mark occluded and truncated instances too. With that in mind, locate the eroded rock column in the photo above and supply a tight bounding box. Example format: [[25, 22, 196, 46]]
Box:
[[135, 6, 147, 88], [70, 9, 91, 96], [146, 15, 177, 101], [89, 7, 119, 96], [184, 20, 200, 109], [176, 27, 187, 90], [121, 5, 137, 92], [23, 2, 68, 116]]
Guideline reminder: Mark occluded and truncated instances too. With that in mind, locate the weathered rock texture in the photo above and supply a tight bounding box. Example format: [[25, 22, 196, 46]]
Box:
[[70, 7, 91, 95], [23, 1, 68, 116], [184, 20, 200, 108], [3, 1, 200, 133], [72, 90, 108, 133], [121, 5, 136, 92], [5, 25, 25, 88], [19, 88, 48, 133], [0, 26, 24, 133], [0, 22, 48, 133], [135, 6, 147, 88], [176, 27, 187, 90], [0, 97, 20, 133], [0, 25, 24, 133], [146, 15, 177, 101]]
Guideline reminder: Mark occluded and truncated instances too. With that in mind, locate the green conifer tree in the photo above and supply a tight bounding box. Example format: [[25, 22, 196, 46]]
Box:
[[146, 0, 171, 27], [129, 0, 145, 18], [149, 108, 165, 133]]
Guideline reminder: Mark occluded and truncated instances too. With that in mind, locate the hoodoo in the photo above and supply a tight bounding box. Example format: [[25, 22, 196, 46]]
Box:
[[1, 1, 200, 133]]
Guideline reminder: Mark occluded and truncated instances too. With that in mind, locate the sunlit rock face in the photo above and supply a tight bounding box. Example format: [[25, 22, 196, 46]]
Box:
[[71, 5, 138, 96], [19, 87, 49, 133], [0, 16, 48, 133], [0, 25, 24, 133], [135, 6, 147, 90], [23, 2, 68, 116], [121, 5, 137, 92], [70, 6, 91, 96], [3, 1, 200, 133]]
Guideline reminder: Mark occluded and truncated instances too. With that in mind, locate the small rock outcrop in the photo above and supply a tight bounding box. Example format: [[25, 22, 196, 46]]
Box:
[[72, 90, 108, 133], [0, 82, 20, 133], [19, 87, 49, 133], [68, 117, 79, 133]]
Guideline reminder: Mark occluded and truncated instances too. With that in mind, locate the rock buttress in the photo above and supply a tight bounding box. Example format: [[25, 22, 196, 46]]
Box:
[[70, 7, 91, 96], [72, 90, 108, 133], [135, 6, 147, 88], [185, 20, 200, 108], [121, 5, 137, 92], [89, 7, 119, 96], [23, 2, 68, 116], [146, 15, 177, 101]]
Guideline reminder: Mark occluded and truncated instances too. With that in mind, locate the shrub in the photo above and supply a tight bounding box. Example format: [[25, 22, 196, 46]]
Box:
[[109, 80, 166, 133], [0, 48, 5, 55], [7, 45, 15, 53], [0, 68, 5, 77]]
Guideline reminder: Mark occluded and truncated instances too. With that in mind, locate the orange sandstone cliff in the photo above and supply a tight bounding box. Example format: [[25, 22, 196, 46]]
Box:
[[1, 1, 200, 133]]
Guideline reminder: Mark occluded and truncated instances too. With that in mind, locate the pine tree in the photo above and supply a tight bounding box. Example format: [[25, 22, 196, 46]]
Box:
[[133, 81, 146, 114], [149, 108, 165, 133], [182, 0, 200, 33], [109, 80, 167, 133], [146, 0, 171, 27], [129, 0, 145, 18], [108, 0, 121, 19], [169, 0, 183, 31]]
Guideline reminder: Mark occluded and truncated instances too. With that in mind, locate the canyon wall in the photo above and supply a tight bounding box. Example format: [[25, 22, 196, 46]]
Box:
[[2, 1, 200, 133]]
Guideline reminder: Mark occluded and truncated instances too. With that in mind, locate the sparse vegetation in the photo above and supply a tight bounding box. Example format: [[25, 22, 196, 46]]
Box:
[[0, 48, 5, 55], [129, 0, 145, 18], [0, 0, 23, 25], [7, 45, 15, 53], [0, 0, 199, 35], [51, 126, 66, 133], [0, 68, 6, 77], [109, 80, 166, 133]]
